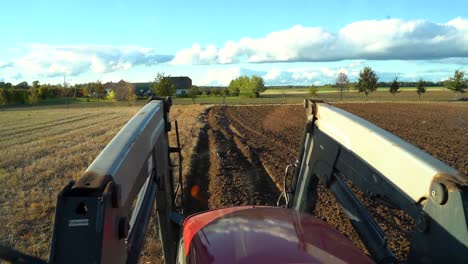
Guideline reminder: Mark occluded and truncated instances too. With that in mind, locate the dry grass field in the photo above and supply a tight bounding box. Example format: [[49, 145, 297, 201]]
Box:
[[0, 104, 207, 261]]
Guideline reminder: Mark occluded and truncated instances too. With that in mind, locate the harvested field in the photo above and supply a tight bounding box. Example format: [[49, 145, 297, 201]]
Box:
[[0, 104, 207, 262], [184, 102, 467, 261]]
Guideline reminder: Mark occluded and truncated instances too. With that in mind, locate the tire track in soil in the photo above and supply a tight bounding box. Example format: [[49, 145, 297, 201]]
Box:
[[183, 123, 210, 215], [207, 109, 280, 208], [218, 105, 415, 260], [183, 107, 280, 215]]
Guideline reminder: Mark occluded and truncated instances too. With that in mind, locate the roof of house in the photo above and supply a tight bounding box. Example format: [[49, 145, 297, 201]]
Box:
[[168, 76, 192, 90]]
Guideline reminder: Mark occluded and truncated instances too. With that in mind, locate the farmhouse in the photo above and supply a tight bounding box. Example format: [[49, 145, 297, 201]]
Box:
[[103, 81, 115, 95], [168, 76, 192, 95], [102, 77, 192, 97], [102, 80, 136, 100]]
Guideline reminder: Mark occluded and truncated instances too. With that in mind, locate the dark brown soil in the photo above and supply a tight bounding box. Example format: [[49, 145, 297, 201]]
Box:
[[337, 102, 467, 175], [184, 102, 468, 261]]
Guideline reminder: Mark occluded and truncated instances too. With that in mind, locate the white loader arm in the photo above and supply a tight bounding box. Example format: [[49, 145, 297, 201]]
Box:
[[289, 100, 468, 264]]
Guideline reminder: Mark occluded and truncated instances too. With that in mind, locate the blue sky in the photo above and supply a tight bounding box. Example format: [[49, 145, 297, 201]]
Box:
[[1, 0, 467, 85]]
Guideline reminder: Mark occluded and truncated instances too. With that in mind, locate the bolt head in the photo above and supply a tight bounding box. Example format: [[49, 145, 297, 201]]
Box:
[[430, 182, 448, 205]]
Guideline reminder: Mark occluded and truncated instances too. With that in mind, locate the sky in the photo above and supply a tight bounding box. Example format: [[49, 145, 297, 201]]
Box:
[[0, 0, 467, 86]]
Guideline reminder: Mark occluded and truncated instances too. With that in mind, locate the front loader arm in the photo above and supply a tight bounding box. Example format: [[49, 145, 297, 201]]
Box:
[[288, 100, 468, 263], [49, 98, 181, 264]]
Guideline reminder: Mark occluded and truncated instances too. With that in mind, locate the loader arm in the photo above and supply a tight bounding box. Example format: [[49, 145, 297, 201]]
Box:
[[48, 97, 182, 264], [287, 100, 468, 263]]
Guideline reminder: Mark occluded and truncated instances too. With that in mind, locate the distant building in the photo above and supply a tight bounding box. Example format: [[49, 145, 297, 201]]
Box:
[[103, 80, 135, 100], [103, 82, 115, 95], [168, 77, 192, 95], [102, 77, 192, 97]]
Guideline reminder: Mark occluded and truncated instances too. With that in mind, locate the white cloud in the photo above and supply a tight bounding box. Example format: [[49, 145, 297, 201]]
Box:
[[0, 61, 14, 68], [290, 70, 320, 81], [348, 60, 364, 68], [7, 44, 173, 78], [199, 67, 242, 86], [171, 17, 468, 64], [260, 68, 322, 85], [263, 69, 282, 81], [320, 67, 335, 77], [194, 60, 461, 86], [12, 73, 23, 80], [171, 44, 219, 65]]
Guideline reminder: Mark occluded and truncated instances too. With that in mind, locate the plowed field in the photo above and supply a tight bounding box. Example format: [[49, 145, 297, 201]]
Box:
[[184, 102, 467, 261]]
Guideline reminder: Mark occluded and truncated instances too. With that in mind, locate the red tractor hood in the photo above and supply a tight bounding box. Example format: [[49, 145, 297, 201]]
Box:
[[182, 206, 373, 264]]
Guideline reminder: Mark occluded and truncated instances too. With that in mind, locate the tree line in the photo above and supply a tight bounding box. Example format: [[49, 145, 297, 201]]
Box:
[[0, 79, 140, 105], [0, 81, 77, 105], [151, 74, 267, 100], [1, 69, 465, 105], [0, 73, 191, 105], [331, 68, 466, 101]]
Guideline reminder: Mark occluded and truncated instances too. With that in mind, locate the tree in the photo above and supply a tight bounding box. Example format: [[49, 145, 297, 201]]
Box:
[[188, 86, 199, 103], [251, 75, 266, 93], [336, 72, 349, 100], [221, 88, 229, 96], [228, 80, 240, 96], [82, 84, 90, 97], [0, 89, 6, 105], [416, 79, 426, 101], [38, 85, 49, 100], [308, 85, 318, 97], [389, 77, 400, 100], [16, 81, 29, 89], [28, 87, 39, 105], [125, 82, 136, 105], [221, 88, 229, 104], [114, 80, 136, 104], [32, 80, 40, 89], [151, 73, 175, 96], [211, 87, 221, 96], [106, 90, 116, 101], [445, 70, 467, 98], [93, 81, 105, 102], [85, 83, 95, 100], [237, 76, 251, 96], [228, 75, 265, 97], [356, 66, 379, 101]]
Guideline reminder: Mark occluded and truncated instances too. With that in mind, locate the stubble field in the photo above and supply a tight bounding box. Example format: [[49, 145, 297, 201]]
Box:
[[0, 104, 207, 261]]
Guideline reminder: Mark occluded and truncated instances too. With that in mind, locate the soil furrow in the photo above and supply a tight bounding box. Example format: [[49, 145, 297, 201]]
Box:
[[206, 108, 280, 208], [206, 103, 466, 261], [183, 123, 211, 215]]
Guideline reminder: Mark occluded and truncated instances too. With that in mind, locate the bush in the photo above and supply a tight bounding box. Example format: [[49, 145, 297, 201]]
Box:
[[1, 89, 29, 104], [106, 90, 116, 101], [0, 89, 6, 105], [229, 75, 265, 97]]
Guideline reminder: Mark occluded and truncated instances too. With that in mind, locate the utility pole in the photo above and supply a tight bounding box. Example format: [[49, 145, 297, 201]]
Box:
[[64, 76, 69, 106], [70, 79, 75, 100]]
